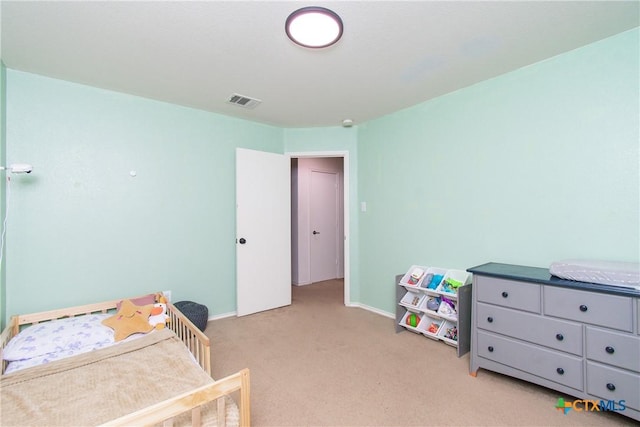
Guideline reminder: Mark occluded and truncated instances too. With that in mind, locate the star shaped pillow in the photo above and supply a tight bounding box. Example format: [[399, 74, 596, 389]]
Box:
[[102, 299, 154, 341]]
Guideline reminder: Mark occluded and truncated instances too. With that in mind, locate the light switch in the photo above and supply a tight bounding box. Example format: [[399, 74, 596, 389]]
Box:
[[360, 202, 367, 212]]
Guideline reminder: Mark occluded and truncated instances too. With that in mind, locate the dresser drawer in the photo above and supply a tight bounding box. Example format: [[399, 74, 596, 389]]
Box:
[[477, 331, 583, 390], [586, 362, 640, 411], [476, 303, 583, 355], [586, 327, 640, 373], [476, 276, 540, 313], [544, 287, 633, 332]]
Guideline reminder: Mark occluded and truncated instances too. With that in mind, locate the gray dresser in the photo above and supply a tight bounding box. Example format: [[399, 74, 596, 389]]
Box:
[[468, 262, 639, 422]]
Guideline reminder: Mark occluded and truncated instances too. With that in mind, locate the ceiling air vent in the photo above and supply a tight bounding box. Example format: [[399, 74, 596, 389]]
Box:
[[226, 93, 262, 109]]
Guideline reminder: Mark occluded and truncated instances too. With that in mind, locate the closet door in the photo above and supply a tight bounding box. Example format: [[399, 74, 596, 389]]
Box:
[[310, 170, 339, 283]]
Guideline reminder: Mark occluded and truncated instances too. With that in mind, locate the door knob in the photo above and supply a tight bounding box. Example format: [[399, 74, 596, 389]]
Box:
[[312, 230, 320, 235], [238, 238, 247, 244]]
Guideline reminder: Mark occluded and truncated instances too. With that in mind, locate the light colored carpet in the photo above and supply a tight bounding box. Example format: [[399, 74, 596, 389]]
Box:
[[206, 279, 634, 426]]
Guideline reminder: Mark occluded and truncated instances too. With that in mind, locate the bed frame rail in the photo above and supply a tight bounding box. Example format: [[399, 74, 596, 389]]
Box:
[[0, 316, 16, 374], [166, 301, 212, 375], [101, 368, 251, 427]]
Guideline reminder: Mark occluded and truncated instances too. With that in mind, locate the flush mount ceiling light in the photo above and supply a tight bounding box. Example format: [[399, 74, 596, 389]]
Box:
[[285, 6, 343, 48]]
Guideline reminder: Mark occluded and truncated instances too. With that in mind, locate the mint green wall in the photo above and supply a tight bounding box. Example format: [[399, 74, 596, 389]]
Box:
[[0, 63, 6, 328], [283, 127, 360, 302], [358, 29, 639, 313], [3, 29, 638, 320], [5, 70, 283, 318]]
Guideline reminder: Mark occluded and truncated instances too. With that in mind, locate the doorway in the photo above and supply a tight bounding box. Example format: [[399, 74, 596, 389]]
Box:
[[288, 151, 349, 306]]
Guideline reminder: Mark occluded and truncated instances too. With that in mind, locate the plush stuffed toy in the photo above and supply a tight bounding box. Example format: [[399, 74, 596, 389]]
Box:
[[102, 299, 154, 341], [148, 303, 170, 329], [155, 292, 168, 304]]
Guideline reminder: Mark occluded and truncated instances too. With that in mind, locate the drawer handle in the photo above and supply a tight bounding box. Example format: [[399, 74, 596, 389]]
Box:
[[487, 316, 493, 323], [555, 333, 564, 341], [579, 304, 588, 312], [501, 291, 509, 298], [606, 383, 616, 391], [605, 346, 615, 354], [556, 368, 564, 375], [488, 346, 494, 352]]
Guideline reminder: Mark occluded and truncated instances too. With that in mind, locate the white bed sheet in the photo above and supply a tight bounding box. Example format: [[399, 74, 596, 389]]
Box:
[[2, 313, 152, 374]]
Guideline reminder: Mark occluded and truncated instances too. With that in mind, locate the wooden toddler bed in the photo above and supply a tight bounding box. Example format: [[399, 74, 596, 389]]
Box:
[[0, 294, 250, 427]]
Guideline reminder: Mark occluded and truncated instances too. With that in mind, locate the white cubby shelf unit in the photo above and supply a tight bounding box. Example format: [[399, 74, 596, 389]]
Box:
[[395, 265, 473, 357]]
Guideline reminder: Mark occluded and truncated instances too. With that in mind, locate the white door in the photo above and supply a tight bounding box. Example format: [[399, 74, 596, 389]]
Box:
[[310, 170, 339, 282], [236, 148, 291, 316]]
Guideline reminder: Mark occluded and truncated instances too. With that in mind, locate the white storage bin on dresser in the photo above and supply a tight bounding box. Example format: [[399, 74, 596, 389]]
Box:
[[395, 265, 472, 357], [468, 262, 640, 422]]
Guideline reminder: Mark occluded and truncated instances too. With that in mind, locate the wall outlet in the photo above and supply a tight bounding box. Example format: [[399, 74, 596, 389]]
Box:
[[163, 290, 172, 302]]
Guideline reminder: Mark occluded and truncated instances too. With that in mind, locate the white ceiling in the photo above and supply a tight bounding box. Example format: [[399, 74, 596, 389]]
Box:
[[1, 1, 638, 128]]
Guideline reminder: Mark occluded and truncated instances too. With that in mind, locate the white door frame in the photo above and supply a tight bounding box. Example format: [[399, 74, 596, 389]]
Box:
[[287, 150, 350, 307]]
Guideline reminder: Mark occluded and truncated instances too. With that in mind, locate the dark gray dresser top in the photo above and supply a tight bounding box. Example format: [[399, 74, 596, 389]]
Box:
[[467, 262, 640, 298]]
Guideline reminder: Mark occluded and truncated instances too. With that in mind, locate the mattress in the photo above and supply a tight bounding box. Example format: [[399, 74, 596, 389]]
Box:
[[1, 329, 211, 426], [549, 259, 640, 290]]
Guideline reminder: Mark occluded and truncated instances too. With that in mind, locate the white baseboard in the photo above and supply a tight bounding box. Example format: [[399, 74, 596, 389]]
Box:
[[292, 281, 312, 286], [346, 302, 395, 319], [208, 311, 236, 321], [209, 304, 394, 322]]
